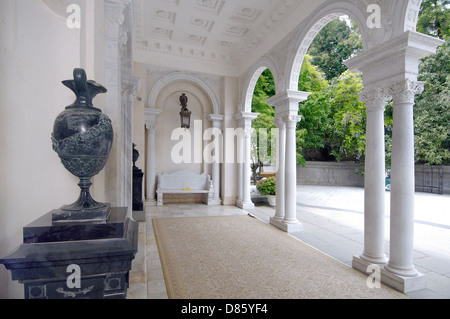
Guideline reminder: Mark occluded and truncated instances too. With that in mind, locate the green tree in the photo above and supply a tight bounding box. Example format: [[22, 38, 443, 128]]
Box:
[[251, 113, 276, 183], [298, 55, 333, 158], [412, 0, 450, 165], [251, 69, 275, 117], [327, 71, 366, 161], [414, 40, 450, 165], [417, 0, 450, 39], [308, 18, 363, 81], [251, 70, 276, 181]]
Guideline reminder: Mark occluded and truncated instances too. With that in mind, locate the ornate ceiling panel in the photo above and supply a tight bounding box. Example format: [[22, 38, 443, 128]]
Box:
[[133, 0, 322, 76]]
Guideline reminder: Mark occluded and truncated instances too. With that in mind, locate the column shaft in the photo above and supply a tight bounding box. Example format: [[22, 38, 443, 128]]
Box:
[[145, 125, 157, 205], [234, 112, 258, 209], [272, 118, 286, 221], [242, 129, 252, 204], [359, 89, 389, 265], [284, 116, 301, 224], [144, 108, 161, 206], [385, 80, 424, 277]]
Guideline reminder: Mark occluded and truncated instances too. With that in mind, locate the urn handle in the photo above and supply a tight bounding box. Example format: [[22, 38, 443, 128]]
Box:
[[63, 68, 107, 110]]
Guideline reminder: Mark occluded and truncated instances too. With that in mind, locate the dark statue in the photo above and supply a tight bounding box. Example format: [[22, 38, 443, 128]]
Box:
[[132, 143, 144, 211], [51, 68, 114, 223]]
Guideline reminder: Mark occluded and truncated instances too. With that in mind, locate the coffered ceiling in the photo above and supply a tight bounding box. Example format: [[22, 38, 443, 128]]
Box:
[[133, 0, 326, 77]]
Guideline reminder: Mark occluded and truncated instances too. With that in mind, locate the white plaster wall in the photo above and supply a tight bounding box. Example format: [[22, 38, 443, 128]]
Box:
[[154, 81, 213, 177], [0, 0, 81, 298]]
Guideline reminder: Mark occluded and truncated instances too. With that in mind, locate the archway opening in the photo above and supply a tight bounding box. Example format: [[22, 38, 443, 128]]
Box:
[[250, 68, 277, 186], [296, 15, 366, 167]]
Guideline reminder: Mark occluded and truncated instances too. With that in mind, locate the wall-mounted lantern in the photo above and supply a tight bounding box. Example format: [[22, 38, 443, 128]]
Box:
[[179, 93, 191, 129]]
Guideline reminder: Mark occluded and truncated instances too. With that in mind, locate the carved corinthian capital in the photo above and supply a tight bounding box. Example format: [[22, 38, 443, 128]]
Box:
[[273, 117, 286, 130], [388, 80, 425, 104], [284, 115, 302, 129], [359, 88, 391, 112]]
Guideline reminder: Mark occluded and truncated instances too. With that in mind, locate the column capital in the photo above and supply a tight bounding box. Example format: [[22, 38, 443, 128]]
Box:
[[284, 115, 302, 129], [388, 80, 425, 104], [145, 108, 162, 130], [359, 88, 390, 112], [273, 117, 286, 130], [121, 74, 140, 97], [266, 90, 311, 118], [207, 114, 224, 128], [234, 111, 259, 129], [266, 90, 311, 106]]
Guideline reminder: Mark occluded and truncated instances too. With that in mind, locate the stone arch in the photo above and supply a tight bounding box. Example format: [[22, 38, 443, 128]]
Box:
[[241, 57, 279, 113], [286, 2, 368, 91], [403, 0, 424, 32], [147, 71, 220, 115]]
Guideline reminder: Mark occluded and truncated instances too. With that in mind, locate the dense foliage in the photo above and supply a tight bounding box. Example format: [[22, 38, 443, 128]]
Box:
[[413, 0, 450, 165], [252, 3, 449, 169]]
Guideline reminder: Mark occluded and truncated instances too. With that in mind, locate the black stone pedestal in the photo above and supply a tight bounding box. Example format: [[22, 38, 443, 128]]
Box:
[[0, 207, 138, 299]]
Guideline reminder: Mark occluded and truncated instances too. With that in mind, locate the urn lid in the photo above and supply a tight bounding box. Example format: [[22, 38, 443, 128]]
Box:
[[63, 68, 107, 112]]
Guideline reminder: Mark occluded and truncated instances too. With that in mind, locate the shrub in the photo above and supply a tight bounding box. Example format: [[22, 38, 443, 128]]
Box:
[[256, 177, 276, 196]]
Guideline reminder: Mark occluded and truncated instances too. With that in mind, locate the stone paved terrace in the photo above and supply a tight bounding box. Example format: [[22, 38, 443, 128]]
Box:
[[128, 185, 450, 299]]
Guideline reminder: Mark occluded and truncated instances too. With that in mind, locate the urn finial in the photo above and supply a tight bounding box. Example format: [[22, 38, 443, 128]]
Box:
[[62, 68, 107, 111]]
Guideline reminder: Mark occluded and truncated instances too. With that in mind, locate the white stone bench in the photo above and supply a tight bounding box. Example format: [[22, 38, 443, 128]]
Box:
[[156, 170, 215, 206]]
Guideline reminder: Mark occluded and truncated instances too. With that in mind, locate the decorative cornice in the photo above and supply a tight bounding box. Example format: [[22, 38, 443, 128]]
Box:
[[345, 31, 444, 74]]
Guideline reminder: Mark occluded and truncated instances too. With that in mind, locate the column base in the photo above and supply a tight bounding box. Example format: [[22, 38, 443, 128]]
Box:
[[270, 217, 303, 233], [207, 198, 222, 206], [352, 254, 388, 273], [352, 255, 427, 293], [381, 267, 426, 293], [236, 200, 255, 210], [145, 199, 157, 207]]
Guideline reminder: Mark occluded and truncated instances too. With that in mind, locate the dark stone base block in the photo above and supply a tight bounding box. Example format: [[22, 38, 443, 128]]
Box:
[[0, 207, 138, 299]]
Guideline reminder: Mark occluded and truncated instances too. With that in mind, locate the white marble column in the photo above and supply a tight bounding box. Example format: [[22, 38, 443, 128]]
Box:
[[208, 114, 224, 205], [384, 80, 425, 279], [266, 90, 309, 233], [353, 88, 390, 273], [144, 108, 161, 206], [282, 115, 303, 231], [235, 112, 258, 209], [270, 117, 286, 222], [344, 31, 443, 293]]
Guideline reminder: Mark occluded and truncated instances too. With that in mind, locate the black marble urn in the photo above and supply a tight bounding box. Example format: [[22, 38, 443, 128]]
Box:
[[0, 69, 138, 299], [51, 68, 113, 223]]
